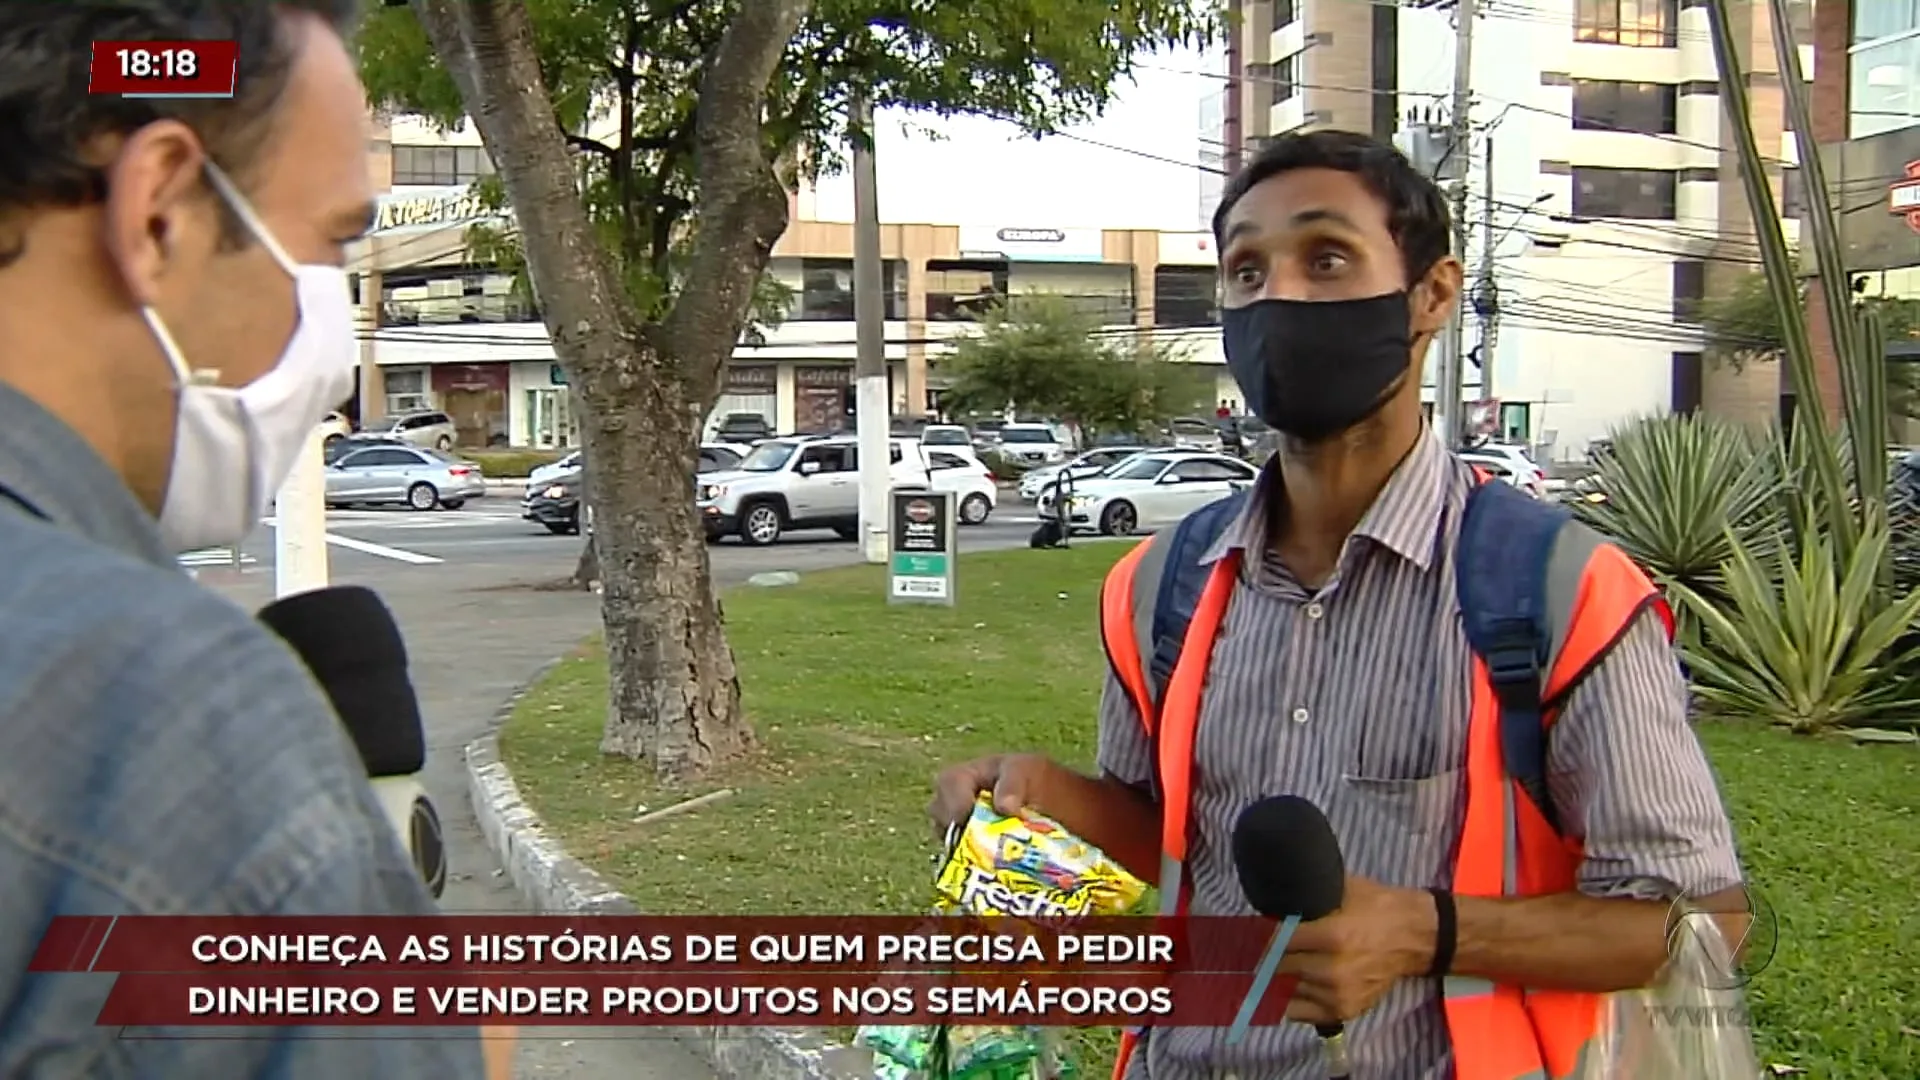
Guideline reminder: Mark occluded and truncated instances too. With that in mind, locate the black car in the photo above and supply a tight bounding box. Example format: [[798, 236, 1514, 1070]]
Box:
[[523, 469, 583, 535], [714, 412, 773, 444]]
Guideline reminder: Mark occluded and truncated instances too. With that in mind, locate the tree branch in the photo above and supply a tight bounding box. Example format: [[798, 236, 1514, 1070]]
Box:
[[567, 133, 616, 158], [659, 0, 811, 387], [412, 0, 639, 381]]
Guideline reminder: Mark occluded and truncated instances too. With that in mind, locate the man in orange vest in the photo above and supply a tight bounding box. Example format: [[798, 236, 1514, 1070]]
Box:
[[930, 129, 1745, 1078]]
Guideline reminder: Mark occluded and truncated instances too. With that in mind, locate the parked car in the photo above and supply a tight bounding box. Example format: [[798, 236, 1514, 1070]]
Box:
[[320, 411, 352, 445], [1168, 417, 1226, 453], [326, 444, 485, 510], [325, 432, 407, 465], [696, 433, 933, 546], [1037, 452, 1258, 536], [1019, 446, 1165, 501], [700, 441, 745, 473], [994, 422, 1068, 466], [523, 468, 583, 535], [928, 450, 997, 525], [713, 412, 775, 445], [366, 410, 459, 451], [1458, 442, 1546, 498], [920, 424, 979, 459], [528, 450, 582, 489]]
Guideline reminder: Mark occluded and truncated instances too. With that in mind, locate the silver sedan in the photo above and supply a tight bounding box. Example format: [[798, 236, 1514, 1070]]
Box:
[[324, 444, 486, 510]]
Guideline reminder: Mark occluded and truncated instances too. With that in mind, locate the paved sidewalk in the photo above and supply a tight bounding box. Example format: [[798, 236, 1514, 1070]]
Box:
[[201, 564, 718, 1078]]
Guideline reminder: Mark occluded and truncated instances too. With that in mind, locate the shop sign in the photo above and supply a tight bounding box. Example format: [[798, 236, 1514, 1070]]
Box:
[[888, 490, 956, 605], [794, 365, 851, 388], [373, 187, 496, 234], [1890, 161, 1920, 235], [724, 365, 776, 393], [955, 225, 1105, 262]]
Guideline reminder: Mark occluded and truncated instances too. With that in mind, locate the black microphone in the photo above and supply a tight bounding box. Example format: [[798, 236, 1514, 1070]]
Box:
[[256, 586, 445, 898], [1230, 795, 1350, 1079]]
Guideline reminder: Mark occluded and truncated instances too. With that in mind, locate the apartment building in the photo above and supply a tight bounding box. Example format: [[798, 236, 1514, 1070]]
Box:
[[349, 116, 1239, 448], [1222, 0, 1802, 456]]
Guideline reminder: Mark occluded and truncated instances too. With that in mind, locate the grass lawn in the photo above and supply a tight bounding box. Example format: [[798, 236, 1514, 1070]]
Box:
[[501, 545, 1919, 1078]]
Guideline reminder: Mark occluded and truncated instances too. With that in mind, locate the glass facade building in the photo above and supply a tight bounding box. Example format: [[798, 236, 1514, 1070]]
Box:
[[1851, 1, 1920, 137]]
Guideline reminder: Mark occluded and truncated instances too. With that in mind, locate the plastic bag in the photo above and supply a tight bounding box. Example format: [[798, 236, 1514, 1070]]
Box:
[[1579, 899, 1763, 1079]]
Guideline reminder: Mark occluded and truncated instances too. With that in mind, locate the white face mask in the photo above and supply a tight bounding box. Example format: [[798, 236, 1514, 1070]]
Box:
[[144, 163, 357, 553]]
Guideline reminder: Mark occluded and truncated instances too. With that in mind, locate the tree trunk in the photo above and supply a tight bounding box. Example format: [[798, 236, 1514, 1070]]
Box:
[[413, 0, 809, 777]]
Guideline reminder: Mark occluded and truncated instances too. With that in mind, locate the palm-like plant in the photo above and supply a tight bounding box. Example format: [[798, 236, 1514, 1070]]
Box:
[[1573, 414, 1774, 603], [1670, 513, 1920, 732]]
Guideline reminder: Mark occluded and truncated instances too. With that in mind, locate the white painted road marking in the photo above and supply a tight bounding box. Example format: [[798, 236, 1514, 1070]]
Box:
[[322, 533, 444, 564], [179, 549, 256, 567]]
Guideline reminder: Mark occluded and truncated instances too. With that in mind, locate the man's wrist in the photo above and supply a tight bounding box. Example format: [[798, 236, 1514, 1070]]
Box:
[[1395, 885, 1441, 978]]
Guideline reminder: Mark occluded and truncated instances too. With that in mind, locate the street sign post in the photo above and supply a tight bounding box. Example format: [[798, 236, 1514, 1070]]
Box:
[[887, 489, 956, 605]]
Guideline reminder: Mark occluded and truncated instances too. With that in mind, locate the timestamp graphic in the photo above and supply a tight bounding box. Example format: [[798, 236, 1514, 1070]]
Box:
[[89, 40, 239, 98]]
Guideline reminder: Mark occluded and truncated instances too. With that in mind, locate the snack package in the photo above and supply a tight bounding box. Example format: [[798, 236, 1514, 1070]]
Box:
[[859, 796, 1145, 1078], [935, 794, 1148, 917]]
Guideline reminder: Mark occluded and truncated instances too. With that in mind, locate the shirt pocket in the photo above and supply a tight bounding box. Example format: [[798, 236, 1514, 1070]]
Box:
[[1335, 770, 1462, 888]]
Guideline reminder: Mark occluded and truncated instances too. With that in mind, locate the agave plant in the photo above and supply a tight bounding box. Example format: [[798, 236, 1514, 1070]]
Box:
[[1671, 514, 1920, 733], [1572, 414, 1774, 603]]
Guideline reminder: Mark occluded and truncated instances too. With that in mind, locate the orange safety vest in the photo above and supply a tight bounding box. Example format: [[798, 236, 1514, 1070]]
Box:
[[1097, 478, 1670, 1080]]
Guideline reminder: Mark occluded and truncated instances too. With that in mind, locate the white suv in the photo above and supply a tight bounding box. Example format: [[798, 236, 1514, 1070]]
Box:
[[697, 434, 932, 546]]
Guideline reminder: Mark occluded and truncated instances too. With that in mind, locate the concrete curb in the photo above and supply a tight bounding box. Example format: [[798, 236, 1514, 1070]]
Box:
[[465, 666, 875, 1080]]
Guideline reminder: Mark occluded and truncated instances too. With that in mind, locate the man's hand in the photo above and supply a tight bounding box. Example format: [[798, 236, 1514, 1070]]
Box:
[[928, 753, 1058, 841], [1278, 874, 1437, 1026]]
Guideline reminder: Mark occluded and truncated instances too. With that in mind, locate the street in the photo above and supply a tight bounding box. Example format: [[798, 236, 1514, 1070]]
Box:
[[191, 493, 1046, 1078]]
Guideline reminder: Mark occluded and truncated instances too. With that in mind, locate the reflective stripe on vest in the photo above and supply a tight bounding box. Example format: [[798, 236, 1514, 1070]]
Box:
[[1097, 526, 1666, 1080]]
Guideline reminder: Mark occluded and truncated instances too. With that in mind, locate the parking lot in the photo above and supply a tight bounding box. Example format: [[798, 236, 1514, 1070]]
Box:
[[184, 493, 1053, 592]]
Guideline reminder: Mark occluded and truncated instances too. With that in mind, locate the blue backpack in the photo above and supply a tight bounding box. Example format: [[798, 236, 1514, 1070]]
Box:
[[1131, 479, 1637, 834]]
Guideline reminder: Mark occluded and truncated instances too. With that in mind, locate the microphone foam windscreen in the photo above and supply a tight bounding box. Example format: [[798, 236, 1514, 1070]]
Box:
[[1231, 795, 1347, 921], [257, 586, 425, 777]]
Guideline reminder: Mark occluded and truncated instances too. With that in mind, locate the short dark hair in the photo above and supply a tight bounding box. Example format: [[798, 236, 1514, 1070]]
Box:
[[1210, 129, 1452, 285], [0, 0, 360, 266]]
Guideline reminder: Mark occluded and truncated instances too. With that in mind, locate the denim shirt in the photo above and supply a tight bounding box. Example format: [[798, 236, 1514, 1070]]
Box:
[[0, 383, 484, 1078]]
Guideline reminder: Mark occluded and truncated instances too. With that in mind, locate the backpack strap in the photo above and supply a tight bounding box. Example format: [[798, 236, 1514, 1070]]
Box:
[[1145, 490, 1250, 709], [1456, 479, 1646, 835]]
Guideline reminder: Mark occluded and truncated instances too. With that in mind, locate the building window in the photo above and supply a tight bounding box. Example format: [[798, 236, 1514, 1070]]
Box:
[[1574, 0, 1678, 48], [390, 144, 495, 186], [1571, 80, 1677, 134], [1275, 55, 1297, 103], [1672, 260, 1706, 323], [1780, 167, 1806, 217], [381, 270, 535, 325], [1274, 0, 1296, 26], [1854, 0, 1920, 45], [1153, 266, 1219, 327], [1672, 351, 1704, 413], [1571, 166, 1677, 219], [925, 262, 1007, 321], [1499, 402, 1532, 444], [794, 259, 904, 321], [384, 368, 431, 417], [1849, 36, 1920, 138]]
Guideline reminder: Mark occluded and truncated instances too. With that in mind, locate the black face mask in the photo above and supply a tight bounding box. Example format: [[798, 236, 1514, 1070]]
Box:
[[1221, 292, 1415, 442]]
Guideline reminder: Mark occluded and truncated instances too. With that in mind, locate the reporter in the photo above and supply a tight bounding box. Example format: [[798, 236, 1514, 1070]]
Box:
[[0, 2, 486, 1075]]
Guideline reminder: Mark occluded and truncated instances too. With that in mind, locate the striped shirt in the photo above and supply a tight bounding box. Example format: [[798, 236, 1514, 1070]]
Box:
[[1098, 429, 1743, 1080]]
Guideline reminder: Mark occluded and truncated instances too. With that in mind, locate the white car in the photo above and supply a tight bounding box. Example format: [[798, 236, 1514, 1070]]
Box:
[[528, 449, 582, 489], [1019, 445, 1190, 501], [1168, 417, 1226, 453], [994, 422, 1068, 466], [1459, 442, 1546, 498], [1038, 452, 1258, 536], [928, 450, 997, 525], [920, 424, 979, 460]]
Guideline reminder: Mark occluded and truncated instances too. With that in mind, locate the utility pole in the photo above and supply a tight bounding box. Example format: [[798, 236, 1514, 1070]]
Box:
[[850, 93, 891, 565], [1475, 134, 1499, 400], [1433, 0, 1478, 450], [274, 430, 330, 597]]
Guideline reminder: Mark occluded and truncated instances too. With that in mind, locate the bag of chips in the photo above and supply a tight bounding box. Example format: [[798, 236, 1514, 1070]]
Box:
[[858, 795, 1147, 1078]]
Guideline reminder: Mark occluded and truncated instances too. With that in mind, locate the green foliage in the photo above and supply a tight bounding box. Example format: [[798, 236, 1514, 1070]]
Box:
[[939, 294, 1208, 439], [1695, 268, 1920, 421], [1669, 514, 1920, 732], [357, 0, 1214, 330], [1571, 414, 1775, 602]]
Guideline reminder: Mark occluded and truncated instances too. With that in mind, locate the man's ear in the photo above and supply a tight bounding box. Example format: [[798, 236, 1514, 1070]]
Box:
[[99, 120, 210, 306], [1409, 256, 1464, 338]]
